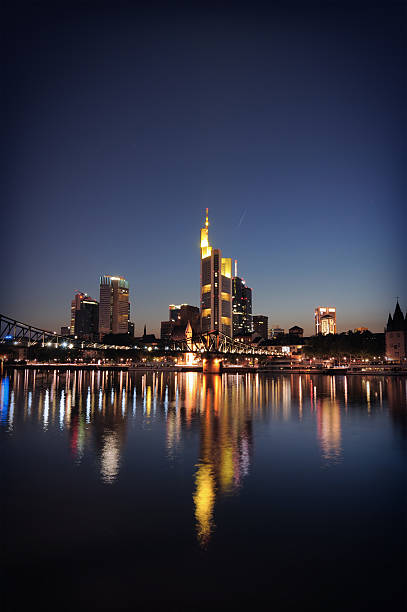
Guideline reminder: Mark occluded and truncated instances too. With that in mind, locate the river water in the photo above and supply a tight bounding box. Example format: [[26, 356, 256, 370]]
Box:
[[1, 370, 406, 609]]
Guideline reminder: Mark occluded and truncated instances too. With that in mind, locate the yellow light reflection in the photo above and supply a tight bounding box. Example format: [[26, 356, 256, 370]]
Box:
[[193, 462, 215, 547]]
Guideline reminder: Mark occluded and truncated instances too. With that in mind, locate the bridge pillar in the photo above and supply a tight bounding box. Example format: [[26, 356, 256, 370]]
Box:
[[202, 356, 223, 374]]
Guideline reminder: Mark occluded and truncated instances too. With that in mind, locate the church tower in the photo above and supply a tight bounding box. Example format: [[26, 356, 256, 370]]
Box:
[[385, 301, 407, 361]]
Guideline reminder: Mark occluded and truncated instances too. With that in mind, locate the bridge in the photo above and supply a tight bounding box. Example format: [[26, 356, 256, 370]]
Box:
[[0, 314, 270, 372]]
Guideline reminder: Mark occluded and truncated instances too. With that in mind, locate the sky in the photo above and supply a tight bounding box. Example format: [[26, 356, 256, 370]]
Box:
[[2, 1, 405, 335]]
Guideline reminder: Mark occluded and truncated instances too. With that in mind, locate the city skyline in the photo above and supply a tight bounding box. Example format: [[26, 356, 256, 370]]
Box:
[[1, 207, 404, 337], [2, 2, 404, 336]]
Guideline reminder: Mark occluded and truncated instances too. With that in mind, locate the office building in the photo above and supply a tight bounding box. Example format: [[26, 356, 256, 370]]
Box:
[[270, 326, 285, 338], [75, 296, 99, 340], [315, 306, 336, 335], [253, 315, 268, 340], [232, 261, 253, 336], [70, 291, 87, 334], [200, 209, 232, 336], [160, 320, 175, 341], [99, 275, 129, 338], [169, 305, 181, 322], [161, 304, 200, 340], [289, 325, 304, 337], [169, 304, 200, 330]]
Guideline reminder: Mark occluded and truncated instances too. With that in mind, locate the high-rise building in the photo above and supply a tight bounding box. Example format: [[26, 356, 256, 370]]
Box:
[[315, 306, 336, 335], [70, 291, 87, 334], [74, 296, 99, 340], [169, 305, 181, 322], [289, 325, 304, 337], [270, 326, 284, 338], [99, 275, 129, 338], [232, 261, 252, 336], [200, 210, 232, 337], [253, 315, 268, 339], [160, 320, 175, 341], [161, 304, 200, 340]]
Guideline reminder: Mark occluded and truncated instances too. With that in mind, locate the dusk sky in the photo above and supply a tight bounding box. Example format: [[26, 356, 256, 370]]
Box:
[[2, 1, 405, 335]]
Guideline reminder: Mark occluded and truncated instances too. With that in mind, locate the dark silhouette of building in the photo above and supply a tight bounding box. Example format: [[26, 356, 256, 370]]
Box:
[[72, 295, 99, 340], [289, 325, 304, 337], [386, 301, 407, 360], [161, 304, 200, 340], [253, 315, 268, 340]]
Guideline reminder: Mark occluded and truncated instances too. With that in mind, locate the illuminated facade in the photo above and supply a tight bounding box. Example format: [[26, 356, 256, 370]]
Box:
[[315, 306, 337, 335], [70, 291, 87, 334], [99, 275, 129, 338], [200, 209, 232, 336], [232, 262, 253, 336]]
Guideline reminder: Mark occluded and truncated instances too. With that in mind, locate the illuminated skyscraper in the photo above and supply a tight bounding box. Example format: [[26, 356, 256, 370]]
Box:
[[315, 306, 337, 335], [99, 275, 129, 338], [200, 209, 232, 336], [232, 261, 252, 336], [70, 291, 86, 334]]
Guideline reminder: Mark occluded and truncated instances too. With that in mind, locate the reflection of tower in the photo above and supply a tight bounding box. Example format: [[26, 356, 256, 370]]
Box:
[[90, 374, 130, 483], [193, 374, 253, 546], [387, 376, 407, 438], [316, 397, 342, 463]]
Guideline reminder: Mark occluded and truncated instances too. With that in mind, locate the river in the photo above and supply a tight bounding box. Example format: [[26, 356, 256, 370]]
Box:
[[1, 370, 405, 609]]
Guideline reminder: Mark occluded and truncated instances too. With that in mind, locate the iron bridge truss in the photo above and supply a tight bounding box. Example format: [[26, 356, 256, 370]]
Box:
[[0, 315, 270, 357], [170, 330, 269, 356], [0, 314, 122, 351]]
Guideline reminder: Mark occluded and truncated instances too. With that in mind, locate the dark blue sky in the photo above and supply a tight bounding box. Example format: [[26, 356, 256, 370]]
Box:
[[2, 1, 405, 335]]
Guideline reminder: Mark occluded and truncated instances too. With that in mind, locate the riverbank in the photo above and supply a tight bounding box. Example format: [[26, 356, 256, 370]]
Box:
[[3, 363, 407, 376]]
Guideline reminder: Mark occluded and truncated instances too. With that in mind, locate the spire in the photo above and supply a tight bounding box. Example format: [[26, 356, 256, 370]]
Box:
[[392, 301, 404, 330], [200, 208, 212, 259], [234, 259, 238, 278], [143, 324, 146, 337], [386, 313, 393, 332]]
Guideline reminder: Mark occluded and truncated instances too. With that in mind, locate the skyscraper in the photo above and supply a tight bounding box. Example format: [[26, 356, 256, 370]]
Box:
[[70, 291, 87, 335], [232, 261, 253, 336], [74, 296, 99, 340], [200, 210, 232, 336], [315, 307, 337, 335], [253, 315, 268, 339], [99, 275, 129, 338], [161, 304, 201, 340]]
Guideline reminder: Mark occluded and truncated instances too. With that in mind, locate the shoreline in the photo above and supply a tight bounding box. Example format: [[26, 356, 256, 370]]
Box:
[[3, 363, 407, 376]]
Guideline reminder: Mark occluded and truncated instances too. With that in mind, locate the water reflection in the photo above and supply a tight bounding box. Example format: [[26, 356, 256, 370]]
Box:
[[1, 370, 406, 543]]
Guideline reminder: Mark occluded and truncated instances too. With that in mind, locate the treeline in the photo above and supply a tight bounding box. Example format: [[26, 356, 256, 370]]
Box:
[[304, 331, 384, 358]]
